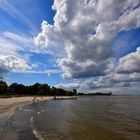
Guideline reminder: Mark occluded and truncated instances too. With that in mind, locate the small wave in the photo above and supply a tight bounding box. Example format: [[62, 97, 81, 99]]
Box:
[[32, 128, 44, 140], [31, 116, 34, 122], [19, 107, 22, 111], [30, 116, 44, 140]]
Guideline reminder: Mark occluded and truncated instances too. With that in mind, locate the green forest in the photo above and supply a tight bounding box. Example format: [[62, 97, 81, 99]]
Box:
[[0, 81, 78, 97]]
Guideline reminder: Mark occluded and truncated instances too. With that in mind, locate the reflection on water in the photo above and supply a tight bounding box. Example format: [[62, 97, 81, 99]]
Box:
[[0, 95, 140, 140]]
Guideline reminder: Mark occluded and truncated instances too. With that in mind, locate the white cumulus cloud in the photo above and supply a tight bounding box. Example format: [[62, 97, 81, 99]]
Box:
[[117, 47, 140, 74], [0, 54, 31, 73], [35, 0, 140, 79]]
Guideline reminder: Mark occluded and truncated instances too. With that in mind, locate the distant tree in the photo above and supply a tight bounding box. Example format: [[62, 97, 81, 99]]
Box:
[[38, 84, 50, 95], [0, 81, 81, 96], [27, 83, 40, 95], [50, 87, 58, 96], [0, 81, 8, 95], [56, 88, 66, 96], [73, 89, 77, 95], [78, 92, 84, 96], [8, 83, 26, 95]]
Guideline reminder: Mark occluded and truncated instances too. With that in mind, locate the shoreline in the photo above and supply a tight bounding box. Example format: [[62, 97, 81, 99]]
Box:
[[0, 96, 78, 117], [0, 96, 54, 117], [1, 94, 139, 116]]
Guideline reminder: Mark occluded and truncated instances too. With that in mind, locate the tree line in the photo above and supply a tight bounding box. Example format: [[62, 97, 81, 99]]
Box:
[[0, 81, 78, 96]]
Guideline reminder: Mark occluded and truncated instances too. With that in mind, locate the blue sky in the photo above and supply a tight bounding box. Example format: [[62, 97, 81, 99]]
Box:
[[0, 0, 140, 94], [0, 0, 55, 33], [0, 0, 61, 86]]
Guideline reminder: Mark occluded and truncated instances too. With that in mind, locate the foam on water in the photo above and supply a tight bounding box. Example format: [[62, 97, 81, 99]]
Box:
[[31, 116, 45, 140]]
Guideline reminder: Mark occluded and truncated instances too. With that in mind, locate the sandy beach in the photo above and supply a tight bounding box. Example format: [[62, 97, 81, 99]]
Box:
[[0, 96, 53, 116]]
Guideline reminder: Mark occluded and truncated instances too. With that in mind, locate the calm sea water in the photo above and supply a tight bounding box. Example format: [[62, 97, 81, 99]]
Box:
[[0, 95, 140, 140]]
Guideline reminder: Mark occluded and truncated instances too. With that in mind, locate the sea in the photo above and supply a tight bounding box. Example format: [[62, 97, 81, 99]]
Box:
[[0, 95, 140, 140]]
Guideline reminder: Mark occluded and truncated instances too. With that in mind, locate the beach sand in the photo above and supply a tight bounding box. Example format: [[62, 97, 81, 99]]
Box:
[[0, 96, 53, 116]]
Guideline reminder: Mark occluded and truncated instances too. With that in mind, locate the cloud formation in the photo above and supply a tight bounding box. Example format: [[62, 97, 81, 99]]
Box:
[[35, 0, 140, 79], [0, 32, 32, 78], [0, 54, 31, 73], [56, 81, 81, 91], [0, 31, 63, 79], [117, 47, 140, 74], [56, 72, 140, 93]]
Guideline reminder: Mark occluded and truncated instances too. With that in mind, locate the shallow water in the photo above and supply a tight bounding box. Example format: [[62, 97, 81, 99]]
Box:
[[0, 95, 140, 140]]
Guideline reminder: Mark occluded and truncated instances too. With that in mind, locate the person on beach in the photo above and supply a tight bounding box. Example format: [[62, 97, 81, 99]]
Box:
[[32, 97, 36, 102]]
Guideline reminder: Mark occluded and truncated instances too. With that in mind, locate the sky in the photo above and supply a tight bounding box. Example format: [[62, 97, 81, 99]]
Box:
[[0, 0, 140, 94]]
